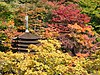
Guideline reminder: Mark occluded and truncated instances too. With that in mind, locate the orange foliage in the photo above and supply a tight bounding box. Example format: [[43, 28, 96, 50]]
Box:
[[76, 53, 89, 58], [6, 20, 14, 27], [3, 28, 22, 47], [67, 23, 95, 48], [43, 28, 59, 38]]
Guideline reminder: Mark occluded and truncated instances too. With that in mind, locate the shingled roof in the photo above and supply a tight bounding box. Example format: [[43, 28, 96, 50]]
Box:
[[17, 32, 41, 40]]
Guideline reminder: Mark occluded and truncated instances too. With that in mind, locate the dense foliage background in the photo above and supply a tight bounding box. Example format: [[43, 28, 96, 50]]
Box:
[[0, 0, 100, 75]]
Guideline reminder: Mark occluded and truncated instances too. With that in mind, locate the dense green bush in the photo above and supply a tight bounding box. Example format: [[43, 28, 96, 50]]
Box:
[[0, 2, 14, 21], [77, 0, 100, 33]]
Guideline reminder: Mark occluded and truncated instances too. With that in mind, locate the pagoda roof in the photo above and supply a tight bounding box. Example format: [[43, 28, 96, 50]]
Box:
[[17, 32, 41, 40]]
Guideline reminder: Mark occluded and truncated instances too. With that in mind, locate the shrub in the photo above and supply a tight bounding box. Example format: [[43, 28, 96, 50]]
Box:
[[0, 21, 7, 30], [82, 50, 100, 74], [58, 23, 97, 54], [51, 4, 90, 26], [0, 2, 14, 21], [77, 0, 100, 33], [0, 47, 100, 75], [47, 4, 97, 55], [28, 39, 61, 52]]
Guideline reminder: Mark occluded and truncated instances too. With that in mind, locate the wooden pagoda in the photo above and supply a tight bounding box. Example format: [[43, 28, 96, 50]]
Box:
[[11, 15, 41, 52]]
